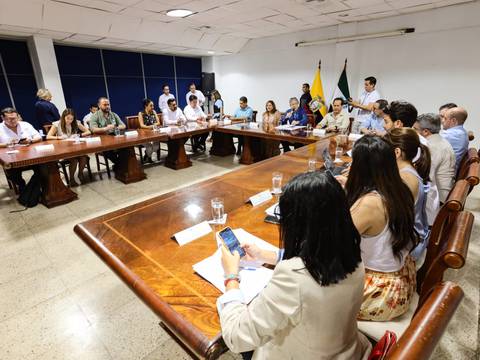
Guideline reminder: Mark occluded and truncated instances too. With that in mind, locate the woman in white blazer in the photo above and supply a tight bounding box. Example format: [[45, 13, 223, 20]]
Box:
[[218, 172, 371, 360]]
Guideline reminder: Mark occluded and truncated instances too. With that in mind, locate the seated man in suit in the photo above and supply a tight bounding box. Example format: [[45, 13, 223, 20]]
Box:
[[316, 97, 349, 133], [0, 107, 42, 192], [163, 99, 186, 126], [90, 97, 126, 165], [281, 97, 307, 152]]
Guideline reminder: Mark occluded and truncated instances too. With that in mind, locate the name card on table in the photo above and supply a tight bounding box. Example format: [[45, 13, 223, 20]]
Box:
[[313, 129, 326, 136], [83, 137, 101, 144], [223, 119, 232, 125], [124, 130, 138, 137], [6, 150, 19, 154], [348, 133, 364, 142], [35, 144, 54, 152], [172, 221, 212, 246], [248, 190, 273, 207]]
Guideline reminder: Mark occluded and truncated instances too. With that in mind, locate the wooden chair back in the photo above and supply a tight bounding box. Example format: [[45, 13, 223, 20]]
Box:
[[43, 124, 52, 134], [307, 114, 315, 127], [418, 210, 473, 307], [252, 110, 257, 122], [347, 117, 354, 135], [157, 113, 163, 126], [386, 281, 464, 360], [456, 147, 479, 180], [465, 161, 480, 191], [416, 179, 469, 289], [126, 116, 140, 130]]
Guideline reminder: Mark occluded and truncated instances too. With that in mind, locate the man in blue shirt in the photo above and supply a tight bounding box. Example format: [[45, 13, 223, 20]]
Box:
[[360, 99, 388, 135], [440, 107, 469, 169], [280, 97, 308, 152], [227, 96, 253, 155]]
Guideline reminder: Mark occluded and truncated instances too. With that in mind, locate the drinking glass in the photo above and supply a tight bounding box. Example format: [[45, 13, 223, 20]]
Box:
[[114, 126, 120, 136], [152, 124, 158, 133], [8, 138, 16, 148], [211, 197, 225, 223], [72, 134, 80, 144], [272, 172, 283, 194], [308, 158, 317, 172], [306, 123, 312, 133], [335, 146, 343, 163]]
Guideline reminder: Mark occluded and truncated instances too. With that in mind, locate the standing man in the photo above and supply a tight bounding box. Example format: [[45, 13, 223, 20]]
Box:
[[299, 83, 312, 113], [90, 97, 126, 165], [34, 88, 61, 131], [348, 76, 380, 134], [0, 107, 42, 192], [184, 95, 208, 152], [440, 107, 469, 169], [158, 84, 175, 112], [185, 83, 205, 108]]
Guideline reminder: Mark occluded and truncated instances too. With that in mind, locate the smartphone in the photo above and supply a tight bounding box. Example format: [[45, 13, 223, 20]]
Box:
[[219, 227, 246, 257], [264, 215, 280, 225]]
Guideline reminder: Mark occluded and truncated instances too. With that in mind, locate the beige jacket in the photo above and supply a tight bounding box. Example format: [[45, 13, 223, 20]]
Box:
[[219, 257, 371, 360], [428, 133, 456, 202]]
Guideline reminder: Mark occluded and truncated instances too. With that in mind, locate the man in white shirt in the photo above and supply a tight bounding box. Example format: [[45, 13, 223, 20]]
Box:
[[316, 98, 349, 133], [0, 107, 42, 192], [82, 103, 98, 129], [185, 83, 205, 108], [163, 99, 186, 126], [348, 76, 380, 134], [184, 94, 208, 152], [158, 84, 175, 112]]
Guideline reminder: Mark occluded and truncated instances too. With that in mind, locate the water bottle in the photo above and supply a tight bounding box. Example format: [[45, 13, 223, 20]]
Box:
[[39, 129, 45, 141], [114, 124, 120, 136]]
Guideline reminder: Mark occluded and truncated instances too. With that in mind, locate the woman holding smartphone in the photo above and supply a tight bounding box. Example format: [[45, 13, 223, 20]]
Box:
[[218, 172, 371, 360]]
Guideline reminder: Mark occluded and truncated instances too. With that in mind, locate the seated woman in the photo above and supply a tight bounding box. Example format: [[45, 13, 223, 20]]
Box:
[[384, 128, 432, 265], [218, 171, 371, 359], [47, 108, 90, 186], [138, 98, 161, 163], [261, 100, 281, 158], [344, 135, 417, 321]]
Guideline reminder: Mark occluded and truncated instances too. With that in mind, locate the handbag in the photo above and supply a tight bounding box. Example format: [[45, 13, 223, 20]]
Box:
[[368, 330, 397, 360]]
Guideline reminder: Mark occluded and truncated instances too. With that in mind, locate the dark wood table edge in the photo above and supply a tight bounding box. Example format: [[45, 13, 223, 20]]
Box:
[[73, 223, 224, 359]]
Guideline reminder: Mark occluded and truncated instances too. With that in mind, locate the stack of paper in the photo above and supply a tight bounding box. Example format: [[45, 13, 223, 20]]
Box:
[[193, 228, 279, 304], [275, 124, 306, 131]]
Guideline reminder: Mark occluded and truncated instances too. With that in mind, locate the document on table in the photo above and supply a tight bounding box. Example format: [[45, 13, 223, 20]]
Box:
[[172, 221, 212, 246], [275, 124, 306, 131], [193, 228, 278, 303]]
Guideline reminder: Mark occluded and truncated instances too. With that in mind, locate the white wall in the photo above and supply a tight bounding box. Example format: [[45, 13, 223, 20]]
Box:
[[208, 2, 480, 146]]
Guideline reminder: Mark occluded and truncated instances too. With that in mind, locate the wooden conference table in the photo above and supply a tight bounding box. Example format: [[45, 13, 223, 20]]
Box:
[[0, 130, 168, 207], [213, 123, 330, 164], [74, 139, 337, 359]]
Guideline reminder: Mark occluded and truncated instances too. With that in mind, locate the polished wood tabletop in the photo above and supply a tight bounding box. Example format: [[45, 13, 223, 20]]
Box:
[[0, 129, 169, 169], [74, 140, 333, 359]]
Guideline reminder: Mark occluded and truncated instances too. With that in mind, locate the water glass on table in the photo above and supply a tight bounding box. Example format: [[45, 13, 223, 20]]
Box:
[[334, 147, 344, 163], [72, 134, 80, 144], [272, 172, 283, 194], [211, 197, 225, 224], [308, 158, 317, 172]]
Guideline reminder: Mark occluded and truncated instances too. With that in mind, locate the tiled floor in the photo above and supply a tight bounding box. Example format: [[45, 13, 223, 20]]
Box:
[[0, 150, 478, 359]]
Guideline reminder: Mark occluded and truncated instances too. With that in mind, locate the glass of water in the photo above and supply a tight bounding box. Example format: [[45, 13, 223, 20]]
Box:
[[114, 126, 120, 136], [308, 158, 317, 172], [272, 172, 283, 194], [8, 138, 16, 148], [72, 134, 80, 144], [211, 197, 225, 223], [306, 123, 312, 133], [335, 147, 343, 163]]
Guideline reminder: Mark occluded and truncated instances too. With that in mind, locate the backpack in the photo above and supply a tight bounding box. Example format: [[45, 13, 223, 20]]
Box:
[[18, 173, 42, 208]]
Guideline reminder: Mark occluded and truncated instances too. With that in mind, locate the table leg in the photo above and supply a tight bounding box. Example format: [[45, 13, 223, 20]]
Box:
[[165, 138, 192, 170], [114, 147, 147, 184], [240, 136, 254, 165], [38, 162, 78, 208], [210, 132, 235, 156]]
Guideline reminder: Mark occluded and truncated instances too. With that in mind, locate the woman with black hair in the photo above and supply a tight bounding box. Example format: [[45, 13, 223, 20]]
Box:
[[138, 98, 161, 163], [344, 135, 417, 321], [384, 128, 432, 264], [218, 172, 371, 360]]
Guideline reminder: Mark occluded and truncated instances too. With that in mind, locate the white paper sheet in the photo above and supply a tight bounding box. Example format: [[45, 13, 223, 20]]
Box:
[[34, 144, 54, 152], [194, 228, 277, 304], [348, 133, 363, 141], [83, 137, 101, 143], [275, 124, 306, 131], [249, 190, 272, 206], [173, 221, 212, 246], [313, 129, 326, 136], [125, 130, 138, 137]]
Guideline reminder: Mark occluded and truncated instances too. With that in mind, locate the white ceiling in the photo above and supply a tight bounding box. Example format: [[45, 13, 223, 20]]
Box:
[[0, 0, 475, 56]]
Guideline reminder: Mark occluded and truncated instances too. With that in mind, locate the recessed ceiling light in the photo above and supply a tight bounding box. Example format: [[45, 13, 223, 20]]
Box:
[[166, 9, 193, 17], [207, 51, 215, 54]]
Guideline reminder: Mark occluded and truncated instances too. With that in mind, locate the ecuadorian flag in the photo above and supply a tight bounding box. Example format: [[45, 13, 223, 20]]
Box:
[[309, 60, 327, 119]]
